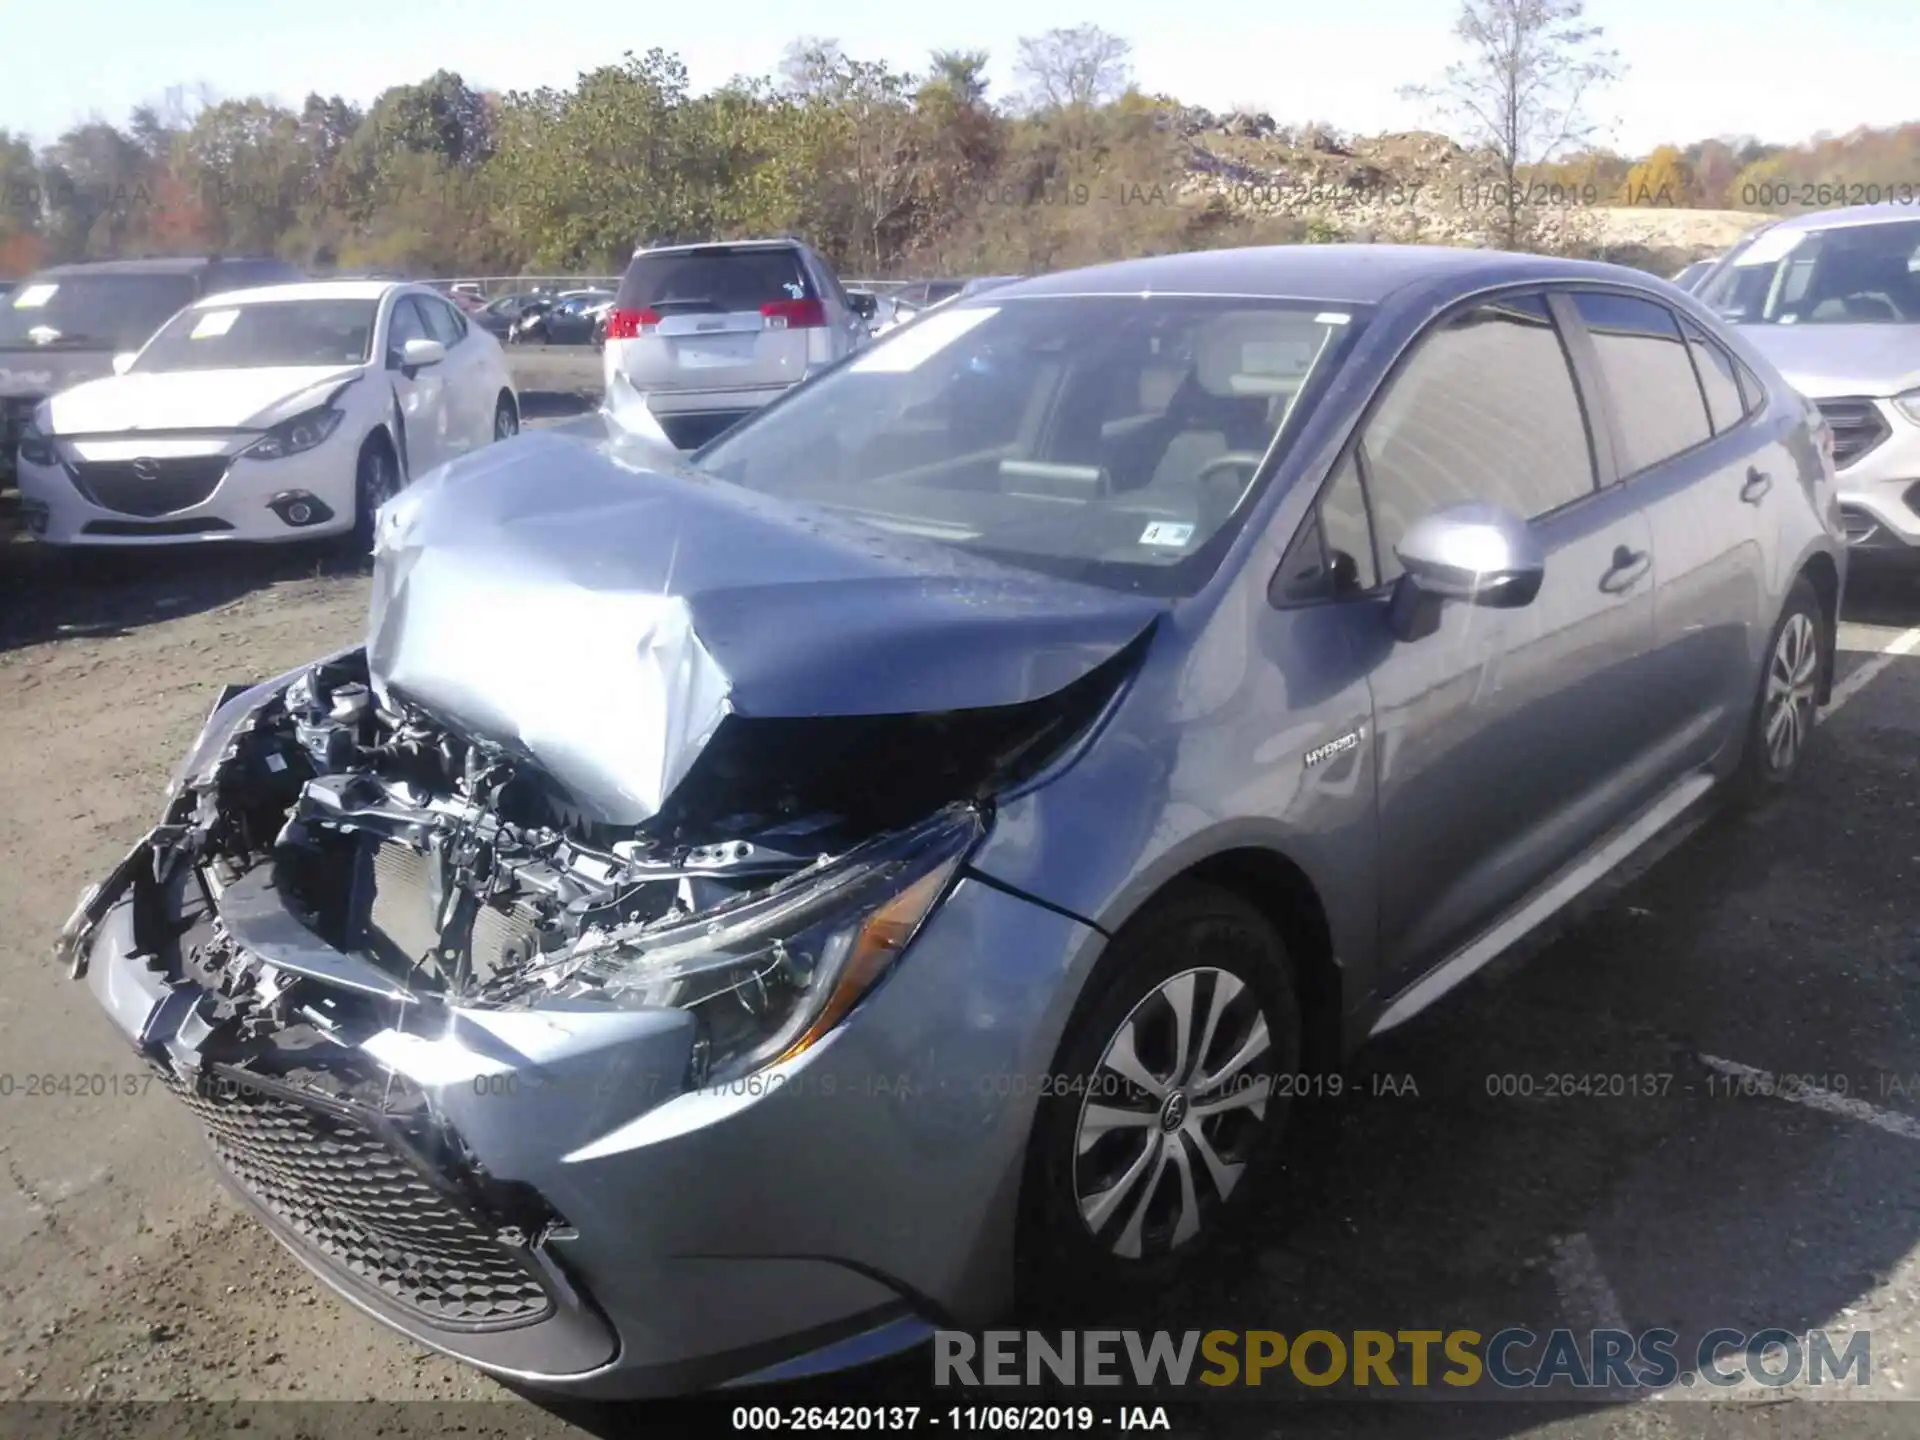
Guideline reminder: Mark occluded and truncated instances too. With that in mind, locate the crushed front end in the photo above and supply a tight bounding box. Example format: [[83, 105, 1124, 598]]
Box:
[[58, 643, 1125, 1393]]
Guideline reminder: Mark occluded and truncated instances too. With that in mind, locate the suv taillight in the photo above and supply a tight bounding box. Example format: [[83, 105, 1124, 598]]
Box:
[[761, 298, 825, 329], [605, 307, 660, 340]]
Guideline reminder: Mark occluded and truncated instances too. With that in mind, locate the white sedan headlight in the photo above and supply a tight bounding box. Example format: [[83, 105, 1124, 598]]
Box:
[[245, 404, 345, 460], [1890, 389, 1920, 425]]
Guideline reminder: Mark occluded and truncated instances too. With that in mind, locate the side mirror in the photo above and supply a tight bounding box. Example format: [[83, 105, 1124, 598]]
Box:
[[399, 337, 446, 369], [1394, 501, 1545, 609], [111, 352, 137, 375], [847, 290, 878, 321]]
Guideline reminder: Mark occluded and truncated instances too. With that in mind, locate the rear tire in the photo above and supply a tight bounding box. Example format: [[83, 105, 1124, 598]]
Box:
[[494, 394, 519, 442], [1018, 883, 1301, 1304], [1732, 574, 1827, 801]]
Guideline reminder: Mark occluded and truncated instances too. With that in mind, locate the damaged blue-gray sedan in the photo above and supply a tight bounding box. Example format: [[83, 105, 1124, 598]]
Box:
[[58, 244, 1844, 1397]]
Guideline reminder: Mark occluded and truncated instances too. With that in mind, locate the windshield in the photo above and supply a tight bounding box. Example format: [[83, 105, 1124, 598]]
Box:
[[1698, 217, 1920, 325], [0, 273, 197, 350], [692, 295, 1365, 596], [133, 299, 377, 371]]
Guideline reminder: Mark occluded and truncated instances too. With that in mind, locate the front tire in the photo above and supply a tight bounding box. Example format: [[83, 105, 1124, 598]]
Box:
[[494, 393, 520, 442], [1733, 574, 1827, 799], [347, 435, 400, 557], [1019, 884, 1301, 1300]]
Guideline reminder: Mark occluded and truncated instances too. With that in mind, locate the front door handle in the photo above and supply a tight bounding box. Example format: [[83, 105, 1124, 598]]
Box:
[[1741, 467, 1772, 504], [1599, 544, 1651, 594]]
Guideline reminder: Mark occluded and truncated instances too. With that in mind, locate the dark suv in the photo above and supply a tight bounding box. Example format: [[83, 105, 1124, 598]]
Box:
[[0, 255, 304, 481]]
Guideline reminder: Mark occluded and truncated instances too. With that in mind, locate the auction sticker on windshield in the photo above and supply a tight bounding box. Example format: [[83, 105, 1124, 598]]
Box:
[[851, 307, 998, 373], [191, 309, 240, 339], [11, 284, 57, 308]]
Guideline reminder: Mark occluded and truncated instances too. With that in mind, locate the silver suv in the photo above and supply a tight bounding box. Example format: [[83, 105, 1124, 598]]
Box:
[[1697, 204, 1920, 558], [601, 238, 870, 449]]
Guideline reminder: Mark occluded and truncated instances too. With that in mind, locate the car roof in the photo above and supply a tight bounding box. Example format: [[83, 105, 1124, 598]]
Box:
[[633, 238, 807, 257], [984, 244, 1686, 308], [1757, 203, 1920, 236], [32, 256, 290, 278], [186, 279, 401, 306]]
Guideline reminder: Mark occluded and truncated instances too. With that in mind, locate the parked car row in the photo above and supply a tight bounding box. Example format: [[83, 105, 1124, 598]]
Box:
[[3, 260, 521, 552], [59, 238, 1847, 1403]]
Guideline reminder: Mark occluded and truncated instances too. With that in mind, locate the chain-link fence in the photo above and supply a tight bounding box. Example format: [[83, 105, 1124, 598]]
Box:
[[426, 275, 622, 300]]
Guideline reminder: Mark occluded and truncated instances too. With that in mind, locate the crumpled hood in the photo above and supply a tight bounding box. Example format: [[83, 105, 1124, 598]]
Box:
[[367, 429, 1164, 828], [1738, 324, 1920, 398], [44, 365, 363, 435]]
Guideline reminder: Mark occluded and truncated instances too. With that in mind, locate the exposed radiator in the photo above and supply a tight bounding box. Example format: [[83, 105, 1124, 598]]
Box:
[[361, 840, 543, 987]]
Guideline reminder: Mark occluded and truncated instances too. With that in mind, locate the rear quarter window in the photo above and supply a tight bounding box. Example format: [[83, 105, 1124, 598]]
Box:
[[616, 248, 813, 315]]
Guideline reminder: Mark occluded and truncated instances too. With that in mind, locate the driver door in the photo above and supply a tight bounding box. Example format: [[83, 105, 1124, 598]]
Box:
[[383, 296, 451, 478], [1358, 291, 1661, 990]]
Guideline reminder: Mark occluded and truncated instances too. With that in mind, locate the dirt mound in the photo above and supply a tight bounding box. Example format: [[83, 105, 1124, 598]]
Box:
[[1175, 113, 1768, 259]]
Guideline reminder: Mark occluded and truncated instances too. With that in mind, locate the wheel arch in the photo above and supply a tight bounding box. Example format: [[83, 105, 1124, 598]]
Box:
[[1053, 842, 1349, 1077]]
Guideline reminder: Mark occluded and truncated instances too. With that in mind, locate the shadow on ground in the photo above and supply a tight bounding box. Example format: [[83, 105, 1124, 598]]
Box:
[[519, 389, 597, 423], [0, 491, 363, 655]]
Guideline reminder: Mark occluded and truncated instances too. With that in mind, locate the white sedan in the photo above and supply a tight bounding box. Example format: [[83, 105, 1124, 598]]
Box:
[[14, 280, 520, 550]]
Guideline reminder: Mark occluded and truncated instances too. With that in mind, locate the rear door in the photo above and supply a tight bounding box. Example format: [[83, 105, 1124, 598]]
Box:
[[1360, 292, 1661, 989], [1557, 290, 1775, 774], [610, 245, 818, 394]]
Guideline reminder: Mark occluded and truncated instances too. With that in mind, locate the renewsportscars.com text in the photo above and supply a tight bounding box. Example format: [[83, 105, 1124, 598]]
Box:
[[933, 1328, 1874, 1393]]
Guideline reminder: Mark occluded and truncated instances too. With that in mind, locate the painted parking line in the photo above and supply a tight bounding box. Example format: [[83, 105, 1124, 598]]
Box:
[[1697, 1054, 1920, 1142], [1824, 624, 1920, 719]]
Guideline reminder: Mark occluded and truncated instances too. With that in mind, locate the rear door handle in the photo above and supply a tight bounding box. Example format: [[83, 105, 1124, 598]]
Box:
[[1741, 467, 1773, 504], [1600, 544, 1651, 594]]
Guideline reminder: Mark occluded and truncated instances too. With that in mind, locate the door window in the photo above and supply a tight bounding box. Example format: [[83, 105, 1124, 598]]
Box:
[[1567, 292, 1713, 476], [1361, 293, 1597, 582], [386, 297, 429, 366], [419, 297, 466, 347], [1678, 318, 1745, 434]]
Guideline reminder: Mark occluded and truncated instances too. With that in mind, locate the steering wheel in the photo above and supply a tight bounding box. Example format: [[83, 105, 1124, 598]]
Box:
[[1193, 452, 1265, 486]]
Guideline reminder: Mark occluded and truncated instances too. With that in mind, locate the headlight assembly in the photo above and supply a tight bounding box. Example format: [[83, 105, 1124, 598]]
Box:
[[245, 404, 344, 460], [569, 805, 983, 1084], [1892, 389, 1920, 425]]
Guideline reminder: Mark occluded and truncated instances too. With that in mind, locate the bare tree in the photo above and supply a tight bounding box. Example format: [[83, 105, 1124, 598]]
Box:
[[1012, 25, 1133, 112], [1401, 0, 1622, 248]]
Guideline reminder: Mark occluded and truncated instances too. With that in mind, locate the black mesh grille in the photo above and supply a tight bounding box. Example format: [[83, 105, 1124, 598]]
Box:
[[1815, 398, 1891, 469], [170, 1070, 556, 1329], [69, 456, 229, 516]]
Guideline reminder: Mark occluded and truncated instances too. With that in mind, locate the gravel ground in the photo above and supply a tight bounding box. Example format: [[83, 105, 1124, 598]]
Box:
[[3, 368, 1920, 1435]]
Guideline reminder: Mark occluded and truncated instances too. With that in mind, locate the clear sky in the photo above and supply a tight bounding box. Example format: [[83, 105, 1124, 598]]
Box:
[[6, 0, 1918, 157]]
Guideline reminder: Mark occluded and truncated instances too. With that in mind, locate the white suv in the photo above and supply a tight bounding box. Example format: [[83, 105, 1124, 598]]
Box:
[[600, 238, 870, 450], [1699, 205, 1920, 559]]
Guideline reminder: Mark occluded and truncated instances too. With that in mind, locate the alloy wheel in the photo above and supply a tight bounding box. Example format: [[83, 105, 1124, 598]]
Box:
[[1073, 967, 1277, 1260], [1763, 611, 1819, 772]]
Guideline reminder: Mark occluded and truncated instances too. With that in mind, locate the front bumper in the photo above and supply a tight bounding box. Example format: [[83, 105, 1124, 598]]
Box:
[[1817, 397, 1920, 551], [65, 832, 1094, 1396], [15, 439, 357, 547]]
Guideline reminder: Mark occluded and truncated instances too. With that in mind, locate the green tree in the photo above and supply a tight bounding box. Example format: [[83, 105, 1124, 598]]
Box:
[[1400, 0, 1624, 248]]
